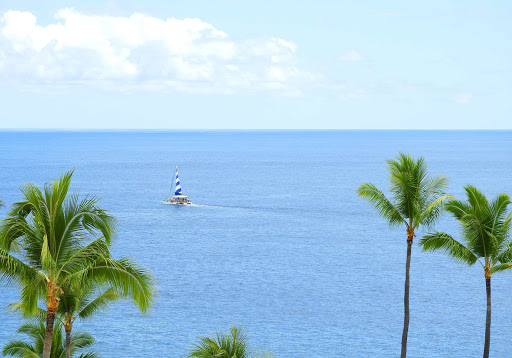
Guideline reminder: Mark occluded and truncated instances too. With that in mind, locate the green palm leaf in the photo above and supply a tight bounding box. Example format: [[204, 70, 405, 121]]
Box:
[[187, 326, 272, 358], [357, 183, 405, 226], [2, 340, 40, 358], [68, 257, 155, 313], [420, 232, 478, 265], [77, 287, 122, 319]]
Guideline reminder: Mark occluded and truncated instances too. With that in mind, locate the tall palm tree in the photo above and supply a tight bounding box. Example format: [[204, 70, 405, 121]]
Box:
[[3, 319, 98, 358], [420, 186, 512, 358], [357, 153, 451, 358], [0, 170, 155, 358], [187, 326, 275, 358]]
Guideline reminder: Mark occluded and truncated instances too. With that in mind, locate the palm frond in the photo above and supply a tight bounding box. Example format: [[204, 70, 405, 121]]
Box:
[[78, 288, 122, 319], [55, 194, 115, 266], [490, 263, 512, 274], [420, 175, 449, 199], [7, 302, 47, 320], [18, 273, 48, 316], [41, 234, 56, 273], [416, 194, 453, 228], [357, 183, 406, 226], [464, 185, 489, 213], [57, 238, 110, 281], [69, 257, 155, 313], [2, 340, 39, 358], [420, 232, 478, 265], [489, 196, 512, 252], [387, 153, 426, 219], [494, 239, 512, 264], [77, 353, 100, 358], [70, 331, 95, 351], [0, 248, 43, 287]]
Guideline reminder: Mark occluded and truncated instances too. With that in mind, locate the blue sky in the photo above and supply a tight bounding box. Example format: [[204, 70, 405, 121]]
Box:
[[0, 1, 510, 129]]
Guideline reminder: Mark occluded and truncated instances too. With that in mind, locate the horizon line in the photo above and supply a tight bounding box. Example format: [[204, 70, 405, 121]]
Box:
[[1, 128, 512, 132]]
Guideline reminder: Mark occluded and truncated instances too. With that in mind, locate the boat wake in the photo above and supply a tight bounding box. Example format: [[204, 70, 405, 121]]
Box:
[[185, 203, 243, 209], [163, 202, 257, 210]]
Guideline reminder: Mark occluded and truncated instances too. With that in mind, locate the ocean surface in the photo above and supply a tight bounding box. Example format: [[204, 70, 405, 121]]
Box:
[[0, 130, 511, 358]]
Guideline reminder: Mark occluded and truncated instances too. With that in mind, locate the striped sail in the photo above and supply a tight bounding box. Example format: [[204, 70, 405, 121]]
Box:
[[174, 166, 182, 195]]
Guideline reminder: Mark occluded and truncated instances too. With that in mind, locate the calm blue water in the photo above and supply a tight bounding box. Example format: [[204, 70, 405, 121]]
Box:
[[1, 131, 512, 357]]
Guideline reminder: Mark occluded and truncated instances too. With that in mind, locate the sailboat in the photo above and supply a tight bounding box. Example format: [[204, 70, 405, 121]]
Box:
[[162, 165, 192, 205]]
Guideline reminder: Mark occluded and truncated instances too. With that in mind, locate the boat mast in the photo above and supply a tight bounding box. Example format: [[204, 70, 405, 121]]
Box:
[[170, 166, 176, 197]]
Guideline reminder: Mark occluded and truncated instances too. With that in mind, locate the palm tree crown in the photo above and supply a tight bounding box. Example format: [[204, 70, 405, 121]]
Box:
[[358, 153, 451, 235], [2, 319, 98, 358], [420, 186, 512, 274], [187, 326, 275, 358]]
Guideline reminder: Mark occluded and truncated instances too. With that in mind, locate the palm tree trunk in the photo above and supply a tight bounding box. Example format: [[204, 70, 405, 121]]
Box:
[[43, 311, 56, 358], [401, 239, 412, 358], [44, 281, 61, 358], [483, 277, 491, 358], [65, 326, 72, 358]]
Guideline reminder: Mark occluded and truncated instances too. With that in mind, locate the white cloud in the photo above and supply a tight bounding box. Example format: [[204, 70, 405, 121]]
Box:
[[340, 50, 365, 62], [0, 9, 314, 93], [454, 93, 472, 104]]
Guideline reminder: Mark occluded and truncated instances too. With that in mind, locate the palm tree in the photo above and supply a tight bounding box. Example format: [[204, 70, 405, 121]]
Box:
[[357, 153, 451, 358], [187, 326, 275, 358], [0, 170, 155, 358], [58, 285, 122, 358], [3, 319, 98, 358], [8, 286, 123, 358], [420, 186, 512, 358]]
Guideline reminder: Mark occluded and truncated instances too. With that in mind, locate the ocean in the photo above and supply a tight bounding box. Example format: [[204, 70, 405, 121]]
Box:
[[0, 130, 511, 357]]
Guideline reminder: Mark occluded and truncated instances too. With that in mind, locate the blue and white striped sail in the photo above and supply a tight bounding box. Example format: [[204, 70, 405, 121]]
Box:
[[174, 166, 182, 196]]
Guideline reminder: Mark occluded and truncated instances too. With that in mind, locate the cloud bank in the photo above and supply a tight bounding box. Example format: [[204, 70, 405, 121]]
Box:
[[0, 9, 314, 93]]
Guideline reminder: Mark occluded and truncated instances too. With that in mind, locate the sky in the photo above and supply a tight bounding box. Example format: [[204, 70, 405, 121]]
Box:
[[0, 1, 510, 129]]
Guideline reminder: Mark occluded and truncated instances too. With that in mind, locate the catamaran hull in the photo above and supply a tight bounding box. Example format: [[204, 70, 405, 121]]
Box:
[[161, 201, 192, 205]]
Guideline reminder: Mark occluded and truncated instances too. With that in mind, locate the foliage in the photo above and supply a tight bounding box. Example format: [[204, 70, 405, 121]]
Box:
[[357, 153, 451, 231], [59, 285, 122, 321], [0, 170, 155, 313], [0, 170, 155, 356], [420, 186, 512, 274], [2, 320, 98, 358], [187, 326, 275, 358]]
